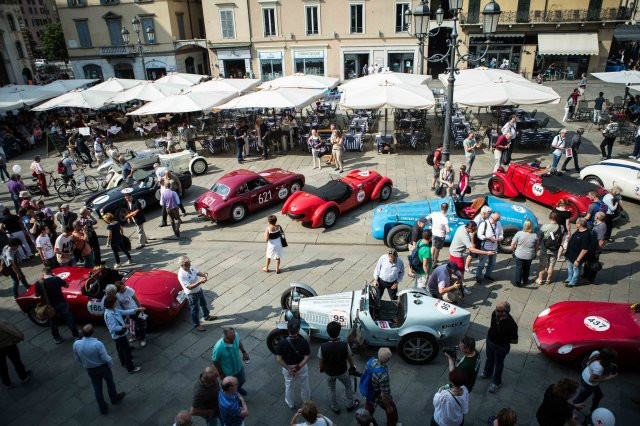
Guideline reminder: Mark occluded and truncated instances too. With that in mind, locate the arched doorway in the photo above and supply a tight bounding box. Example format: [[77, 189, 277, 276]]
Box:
[[83, 64, 104, 81], [114, 63, 135, 79], [185, 57, 195, 74]]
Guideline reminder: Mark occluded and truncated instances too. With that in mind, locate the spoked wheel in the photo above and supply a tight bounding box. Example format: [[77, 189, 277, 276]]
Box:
[[266, 329, 289, 354], [583, 175, 604, 187], [379, 183, 392, 201], [397, 332, 438, 364], [385, 225, 412, 251], [290, 180, 303, 193], [57, 183, 76, 201], [190, 158, 208, 175], [84, 176, 100, 192], [280, 287, 314, 310], [323, 207, 339, 228], [488, 177, 505, 197]]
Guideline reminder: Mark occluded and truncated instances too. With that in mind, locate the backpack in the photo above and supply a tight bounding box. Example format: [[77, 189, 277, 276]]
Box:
[[586, 201, 608, 228], [426, 152, 435, 166], [408, 240, 427, 272], [543, 225, 564, 251], [359, 357, 385, 402], [57, 160, 66, 174]]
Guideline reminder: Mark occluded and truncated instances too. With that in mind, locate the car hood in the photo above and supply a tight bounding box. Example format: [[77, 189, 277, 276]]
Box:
[[286, 192, 325, 213], [125, 270, 181, 296], [371, 200, 438, 239], [486, 196, 539, 230], [299, 291, 359, 329], [85, 179, 154, 211]]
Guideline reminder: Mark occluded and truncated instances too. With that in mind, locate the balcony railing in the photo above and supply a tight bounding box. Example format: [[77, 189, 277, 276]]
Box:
[[99, 46, 131, 56], [461, 7, 633, 24]]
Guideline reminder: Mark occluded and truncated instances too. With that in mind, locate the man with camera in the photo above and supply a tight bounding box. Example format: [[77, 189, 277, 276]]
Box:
[[444, 336, 481, 393], [426, 261, 464, 304]]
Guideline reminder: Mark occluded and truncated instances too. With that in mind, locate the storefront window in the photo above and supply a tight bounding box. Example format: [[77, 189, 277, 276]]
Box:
[[293, 51, 325, 75], [388, 52, 414, 73], [470, 41, 522, 72], [261, 59, 282, 81]]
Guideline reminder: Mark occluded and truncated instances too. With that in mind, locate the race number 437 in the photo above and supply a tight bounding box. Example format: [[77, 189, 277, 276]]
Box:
[[584, 316, 610, 332]]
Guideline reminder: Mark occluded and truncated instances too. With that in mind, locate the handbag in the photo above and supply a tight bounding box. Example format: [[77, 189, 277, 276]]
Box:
[[35, 279, 57, 321], [434, 182, 445, 197], [280, 228, 288, 248]]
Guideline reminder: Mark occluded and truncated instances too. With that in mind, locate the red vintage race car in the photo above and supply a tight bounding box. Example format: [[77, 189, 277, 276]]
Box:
[[488, 163, 608, 220], [16, 266, 186, 327], [282, 170, 393, 228], [532, 301, 640, 368], [195, 168, 305, 223]]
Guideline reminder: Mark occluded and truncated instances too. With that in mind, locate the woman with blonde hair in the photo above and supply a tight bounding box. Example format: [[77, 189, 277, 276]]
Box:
[[332, 129, 344, 172], [602, 186, 623, 241], [104, 212, 132, 268], [438, 161, 455, 197], [511, 219, 538, 287], [264, 215, 284, 273]]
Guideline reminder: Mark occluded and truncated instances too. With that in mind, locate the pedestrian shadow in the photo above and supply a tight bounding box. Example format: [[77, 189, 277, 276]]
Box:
[[285, 257, 344, 272]]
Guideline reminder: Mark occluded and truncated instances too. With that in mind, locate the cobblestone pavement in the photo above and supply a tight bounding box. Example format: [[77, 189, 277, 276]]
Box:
[[1, 80, 639, 425]]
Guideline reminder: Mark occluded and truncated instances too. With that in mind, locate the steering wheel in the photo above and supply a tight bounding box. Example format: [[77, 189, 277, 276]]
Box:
[[84, 276, 101, 298]]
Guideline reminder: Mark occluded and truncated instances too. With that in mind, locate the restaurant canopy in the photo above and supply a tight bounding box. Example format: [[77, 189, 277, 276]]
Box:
[[42, 79, 97, 95], [339, 81, 435, 110], [537, 33, 599, 56], [591, 70, 640, 85], [32, 89, 115, 111], [190, 77, 260, 94], [110, 82, 187, 104], [339, 71, 431, 91], [216, 87, 325, 110], [155, 72, 207, 86], [0, 86, 61, 112], [127, 91, 236, 115], [258, 73, 339, 90], [87, 77, 145, 92]]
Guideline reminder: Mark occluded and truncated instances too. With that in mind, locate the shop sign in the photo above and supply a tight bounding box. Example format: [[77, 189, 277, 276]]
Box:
[[259, 51, 282, 60], [294, 50, 324, 59]]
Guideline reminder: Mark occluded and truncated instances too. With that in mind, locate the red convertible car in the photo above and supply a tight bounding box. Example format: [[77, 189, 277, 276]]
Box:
[[282, 170, 393, 228], [489, 163, 608, 220], [16, 266, 186, 327], [532, 301, 640, 368], [195, 168, 305, 223]]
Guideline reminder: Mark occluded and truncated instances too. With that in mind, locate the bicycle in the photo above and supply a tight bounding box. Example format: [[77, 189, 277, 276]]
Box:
[[57, 168, 100, 201], [26, 171, 66, 198]]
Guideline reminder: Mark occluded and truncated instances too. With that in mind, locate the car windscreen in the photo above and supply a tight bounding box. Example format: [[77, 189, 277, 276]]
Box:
[[210, 182, 230, 197]]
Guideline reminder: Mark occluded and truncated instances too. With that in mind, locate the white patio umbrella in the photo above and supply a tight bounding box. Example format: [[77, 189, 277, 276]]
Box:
[[110, 82, 188, 103], [190, 77, 260, 94], [126, 91, 236, 115], [32, 89, 115, 111], [591, 71, 640, 85], [42, 79, 97, 94], [339, 71, 431, 91], [258, 73, 339, 90], [438, 67, 529, 88], [0, 87, 60, 111], [155, 72, 207, 86], [87, 77, 145, 92], [216, 87, 325, 110]]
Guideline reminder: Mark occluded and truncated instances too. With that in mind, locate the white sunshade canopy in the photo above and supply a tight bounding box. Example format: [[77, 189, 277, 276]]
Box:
[[538, 33, 599, 56], [339, 81, 436, 110], [87, 77, 145, 92], [592, 71, 640, 85], [0, 86, 61, 112], [258, 73, 339, 90], [155, 72, 207, 86], [339, 71, 431, 91], [190, 77, 260, 95], [216, 87, 326, 110], [42, 79, 97, 94], [439, 68, 560, 106], [110, 82, 188, 103], [32, 89, 115, 111], [127, 91, 236, 115]]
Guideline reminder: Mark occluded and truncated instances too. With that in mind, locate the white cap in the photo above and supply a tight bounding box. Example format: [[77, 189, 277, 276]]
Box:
[[560, 128, 568, 133], [592, 408, 615, 426], [480, 205, 493, 214]]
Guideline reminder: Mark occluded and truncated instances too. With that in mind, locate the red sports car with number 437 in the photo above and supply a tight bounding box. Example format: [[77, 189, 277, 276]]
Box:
[[282, 170, 393, 228], [195, 168, 305, 223], [532, 301, 640, 368], [489, 163, 608, 220]]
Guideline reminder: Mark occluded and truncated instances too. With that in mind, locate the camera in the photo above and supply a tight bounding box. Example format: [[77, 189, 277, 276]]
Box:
[[443, 347, 457, 358]]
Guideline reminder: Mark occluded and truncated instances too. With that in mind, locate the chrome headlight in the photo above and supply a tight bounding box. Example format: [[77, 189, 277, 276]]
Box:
[[538, 308, 551, 317], [558, 344, 573, 355]]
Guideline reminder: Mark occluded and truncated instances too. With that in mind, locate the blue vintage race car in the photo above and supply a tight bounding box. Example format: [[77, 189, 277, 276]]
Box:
[[372, 195, 538, 252]]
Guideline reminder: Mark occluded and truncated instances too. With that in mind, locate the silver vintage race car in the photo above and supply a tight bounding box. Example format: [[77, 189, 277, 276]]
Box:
[[266, 282, 471, 364]]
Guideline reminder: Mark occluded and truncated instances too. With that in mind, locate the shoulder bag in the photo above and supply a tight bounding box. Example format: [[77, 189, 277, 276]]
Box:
[[279, 227, 288, 248], [35, 279, 57, 321]]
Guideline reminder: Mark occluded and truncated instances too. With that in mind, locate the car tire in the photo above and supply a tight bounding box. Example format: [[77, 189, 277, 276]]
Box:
[[190, 158, 208, 176], [583, 175, 604, 187], [280, 286, 314, 310], [290, 180, 303, 193], [266, 328, 289, 354], [488, 177, 505, 197], [567, 201, 580, 222], [323, 207, 339, 228], [114, 207, 127, 224], [498, 226, 519, 254], [397, 332, 439, 364], [230, 203, 247, 223], [385, 224, 412, 252], [379, 183, 392, 202], [27, 306, 50, 327]]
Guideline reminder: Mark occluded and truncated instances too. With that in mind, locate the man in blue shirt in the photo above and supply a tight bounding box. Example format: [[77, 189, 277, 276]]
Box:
[[219, 376, 249, 426], [103, 295, 143, 374], [73, 324, 125, 415]]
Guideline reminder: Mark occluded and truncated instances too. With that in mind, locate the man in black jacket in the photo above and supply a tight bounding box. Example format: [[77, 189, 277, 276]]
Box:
[[276, 318, 310, 409], [124, 192, 147, 249], [318, 321, 360, 414], [35, 267, 80, 344], [480, 301, 518, 394]]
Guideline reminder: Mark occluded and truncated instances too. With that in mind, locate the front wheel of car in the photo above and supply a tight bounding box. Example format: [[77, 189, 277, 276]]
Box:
[[498, 226, 519, 254], [386, 225, 412, 252], [190, 158, 208, 176], [27, 306, 50, 327], [583, 175, 604, 187], [323, 207, 339, 228], [266, 328, 289, 354], [230, 203, 247, 222], [290, 180, 303, 193], [114, 207, 127, 224], [488, 177, 505, 197], [379, 183, 392, 202], [280, 286, 314, 310], [397, 332, 438, 364]]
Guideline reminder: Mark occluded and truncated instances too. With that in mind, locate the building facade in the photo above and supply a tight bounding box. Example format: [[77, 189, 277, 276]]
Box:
[[1, 0, 35, 85], [19, 0, 58, 50], [55, 0, 208, 82]]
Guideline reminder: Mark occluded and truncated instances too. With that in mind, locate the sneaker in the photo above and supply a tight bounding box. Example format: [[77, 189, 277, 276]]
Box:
[[54, 338, 63, 344], [535, 279, 543, 286], [123, 260, 133, 266], [203, 315, 218, 321], [465, 268, 474, 274], [629, 155, 637, 160], [195, 325, 206, 332], [159, 224, 168, 227], [114, 263, 122, 269], [21, 371, 32, 384], [563, 279, 570, 283], [488, 383, 502, 393], [600, 157, 607, 160], [128, 366, 142, 374], [112, 392, 126, 404], [135, 245, 145, 249]]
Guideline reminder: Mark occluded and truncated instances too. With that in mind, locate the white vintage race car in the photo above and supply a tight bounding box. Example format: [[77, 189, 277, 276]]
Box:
[[580, 159, 640, 201], [97, 148, 163, 176]]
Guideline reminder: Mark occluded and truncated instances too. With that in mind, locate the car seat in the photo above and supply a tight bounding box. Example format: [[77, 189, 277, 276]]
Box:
[[461, 197, 486, 219]]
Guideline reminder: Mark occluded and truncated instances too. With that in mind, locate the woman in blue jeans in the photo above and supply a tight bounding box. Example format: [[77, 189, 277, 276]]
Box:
[[510, 220, 538, 287], [573, 348, 618, 416]]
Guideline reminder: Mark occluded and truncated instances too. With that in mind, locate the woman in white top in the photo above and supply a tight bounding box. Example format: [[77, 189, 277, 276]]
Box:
[[602, 186, 623, 241], [308, 129, 323, 169], [572, 348, 617, 415], [290, 401, 333, 426], [439, 161, 456, 197], [263, 215, 284, 274], [332, 130, 344, 173], [432, 368, 469, 426]]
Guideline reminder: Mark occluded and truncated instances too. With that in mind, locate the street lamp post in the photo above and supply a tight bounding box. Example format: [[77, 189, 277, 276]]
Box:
[[121, 17, 155, 80], [408, 0, 502, 162], [405, 1, 431, 75]]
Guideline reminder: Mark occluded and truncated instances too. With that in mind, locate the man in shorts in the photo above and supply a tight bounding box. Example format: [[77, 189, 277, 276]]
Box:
[[536, 211, 564, 286], [449, 221, 496, 282], [427, 203, 450, 266], [427, 262, 463, 304]]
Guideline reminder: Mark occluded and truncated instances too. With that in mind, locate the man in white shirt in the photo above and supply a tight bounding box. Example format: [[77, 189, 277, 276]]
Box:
[[35, 225, 57, 267], [475, 212, 503, 284], [550, 129, 567, 172], [464, 206, 493, 273], [177, 256, 216, 332], [427, 203, 451, 266], [30, 155, 49, 196], [373, 249, 405, 301], [54, 226, 75, 266]]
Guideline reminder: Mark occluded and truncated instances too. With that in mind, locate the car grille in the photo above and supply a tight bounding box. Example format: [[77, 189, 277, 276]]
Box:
[[287, 213, 305, 220]]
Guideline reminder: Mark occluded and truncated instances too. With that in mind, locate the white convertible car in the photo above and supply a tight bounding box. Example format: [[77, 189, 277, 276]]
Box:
[[580, 159, 640, 201]]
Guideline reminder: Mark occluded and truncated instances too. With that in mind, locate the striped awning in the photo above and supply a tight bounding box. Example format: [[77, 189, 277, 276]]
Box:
[[538, 33, 599, 56]]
